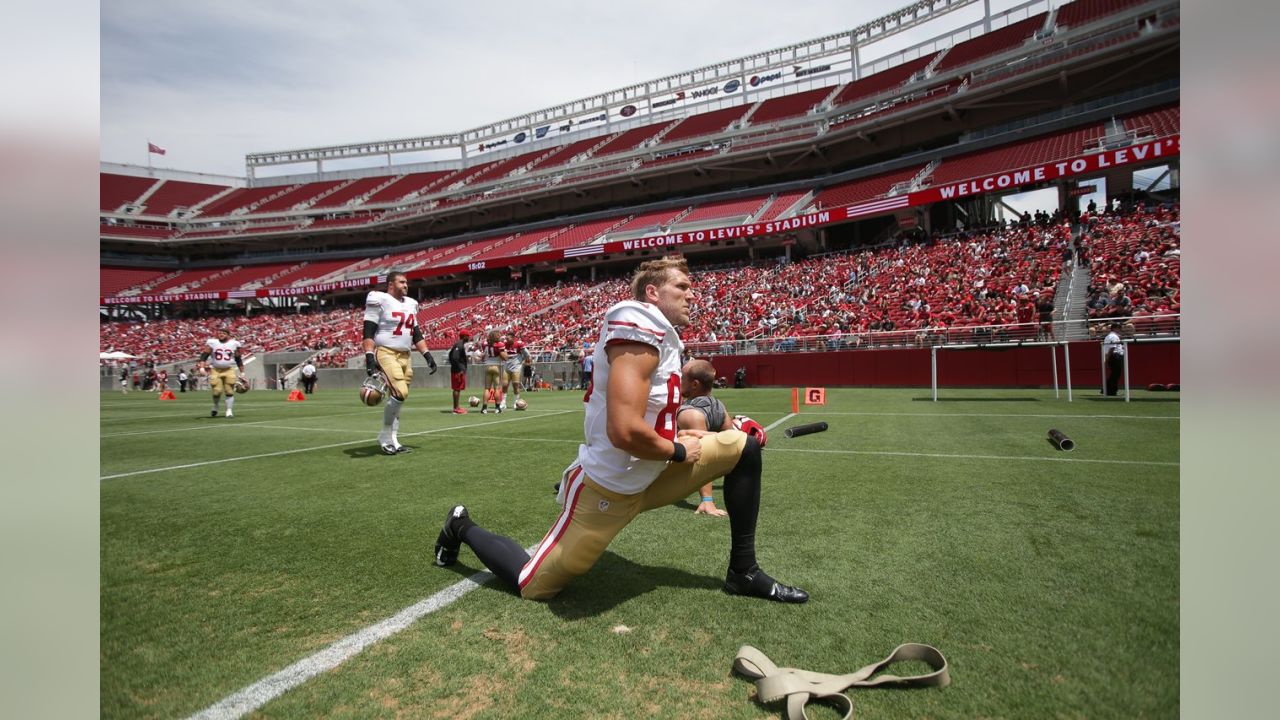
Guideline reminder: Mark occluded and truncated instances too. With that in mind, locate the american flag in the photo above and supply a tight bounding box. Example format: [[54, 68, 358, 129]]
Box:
[[844, 194, 909, 219], [563, 245, 604, 259]]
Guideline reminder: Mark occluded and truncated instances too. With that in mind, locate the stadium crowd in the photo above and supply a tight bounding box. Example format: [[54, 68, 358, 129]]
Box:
[[101, 205, 1179, 365], [1078, 203, 1181, 335], [99, 307, 355, 366]]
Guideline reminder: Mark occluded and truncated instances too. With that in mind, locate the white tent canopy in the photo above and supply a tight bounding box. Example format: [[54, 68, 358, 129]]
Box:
[[100, 351, 137, 360]]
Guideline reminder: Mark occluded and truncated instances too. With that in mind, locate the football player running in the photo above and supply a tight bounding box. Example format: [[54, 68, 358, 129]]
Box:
[[435, 255, 807, 604], [363, 270, 437, 455], [200, 326, 243, 418]]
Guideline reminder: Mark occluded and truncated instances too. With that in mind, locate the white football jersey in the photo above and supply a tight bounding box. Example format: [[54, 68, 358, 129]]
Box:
[[484, 342, 505, 366], [205, 337, 242, 369], [363, 291, 420, 352], [577, 300, 684, 494]]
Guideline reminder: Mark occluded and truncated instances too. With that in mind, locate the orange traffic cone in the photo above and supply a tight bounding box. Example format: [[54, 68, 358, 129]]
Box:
[[287, 389, 305, 401], [158, 390, 176, 400]]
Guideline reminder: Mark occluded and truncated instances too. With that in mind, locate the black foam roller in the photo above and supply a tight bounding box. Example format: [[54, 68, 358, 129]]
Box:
[[1048, 428, 1075, 451], [784, 421, 828, 438]]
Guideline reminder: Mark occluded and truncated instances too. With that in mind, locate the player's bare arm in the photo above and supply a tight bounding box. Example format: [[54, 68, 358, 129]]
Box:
[[605, 342, 700, 464], [676, 406, 708, 432]]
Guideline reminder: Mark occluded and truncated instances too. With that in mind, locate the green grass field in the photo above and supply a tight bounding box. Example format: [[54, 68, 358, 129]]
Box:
[[101, 386, 1179, 719]]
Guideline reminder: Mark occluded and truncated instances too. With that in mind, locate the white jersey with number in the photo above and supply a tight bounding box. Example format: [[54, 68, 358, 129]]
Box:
[[205, 338, 242, 370], [577, 300, 684, 494], [484, 343, 505, 366], [363, 291, 420, 352]]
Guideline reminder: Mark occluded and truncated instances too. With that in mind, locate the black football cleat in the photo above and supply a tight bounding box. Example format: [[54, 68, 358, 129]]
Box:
[[379, 444, 398, 456], [434, 505, 469, 567], [211, 409, 218, 417], [395, 445, 413, 454], [723, 566, 809, 604]]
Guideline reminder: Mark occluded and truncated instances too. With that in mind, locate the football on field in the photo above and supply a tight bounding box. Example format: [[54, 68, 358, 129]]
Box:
[[468, 395, 480, 407], [515, 399, 528, 410]]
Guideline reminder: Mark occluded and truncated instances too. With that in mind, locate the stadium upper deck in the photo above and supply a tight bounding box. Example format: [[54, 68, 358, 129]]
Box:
[[101, 0, 1179, 303]]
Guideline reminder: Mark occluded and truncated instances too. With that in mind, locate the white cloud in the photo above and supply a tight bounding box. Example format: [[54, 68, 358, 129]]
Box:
[[101, 0, 1044, 176]]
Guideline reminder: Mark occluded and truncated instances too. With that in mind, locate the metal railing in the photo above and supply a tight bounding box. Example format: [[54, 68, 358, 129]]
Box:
[[681, 314, 1180, 358]]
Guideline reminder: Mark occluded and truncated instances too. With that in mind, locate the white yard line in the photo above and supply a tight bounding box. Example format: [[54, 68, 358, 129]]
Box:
[[101, 411, 235, 422], [173, 405, 1169, 718], [185, 563, 511, 720], [794, 411, 1179, 420], [440, 414, 799, 445], [100, 411, 574, 480], [424, 424, 1175, 469], [250, 425, 375, 434], [763, 413, 796, 432], [766, 447, 1178, 467], [102, 419, 278, 438], [101, 407, 571, 438], [431, 434, 578, 443], [100, 409, 377, 438]]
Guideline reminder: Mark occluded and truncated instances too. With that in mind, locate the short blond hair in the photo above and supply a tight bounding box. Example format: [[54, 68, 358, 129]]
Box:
[[630, 255, 690, 301]]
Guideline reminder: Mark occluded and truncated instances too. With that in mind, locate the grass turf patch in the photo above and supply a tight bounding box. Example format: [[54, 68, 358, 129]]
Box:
[[101, 387, 1178, 718]]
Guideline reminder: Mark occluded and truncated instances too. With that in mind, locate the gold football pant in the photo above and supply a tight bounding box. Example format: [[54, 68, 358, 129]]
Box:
[[376, 347, 413, 401], [209, 367, 237, 398], [517, 429, 748, 600]]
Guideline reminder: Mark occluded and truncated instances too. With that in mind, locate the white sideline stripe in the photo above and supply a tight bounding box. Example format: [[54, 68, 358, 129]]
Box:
[[186, 569, 489, 720], [100, 411, 574, 480], [106, 404, 570, 425], [101, 407, 574, 437], [101, 409, 378, 438], [252, 425, 375, 434], [102, 419, 278, 438], [101, 411, 246, 421], [433, 434, 577, 443], [443, 414, 801, 445], [802, 411, 1179, 420], [763, 413, 796, 432], [767, 447, 1178, 467], [379, 431, 1175, 468]]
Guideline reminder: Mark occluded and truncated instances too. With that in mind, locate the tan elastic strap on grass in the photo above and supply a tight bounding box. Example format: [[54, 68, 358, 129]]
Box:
[[733, 643, 950, 720]]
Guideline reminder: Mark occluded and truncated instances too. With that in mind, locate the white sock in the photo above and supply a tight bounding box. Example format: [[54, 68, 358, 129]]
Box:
[[225, 397, 235, 413], [383, 397, 402, 444]]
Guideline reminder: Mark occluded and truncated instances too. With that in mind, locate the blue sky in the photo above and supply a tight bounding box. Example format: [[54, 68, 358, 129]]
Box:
[[100, 0, 1037, 177]]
